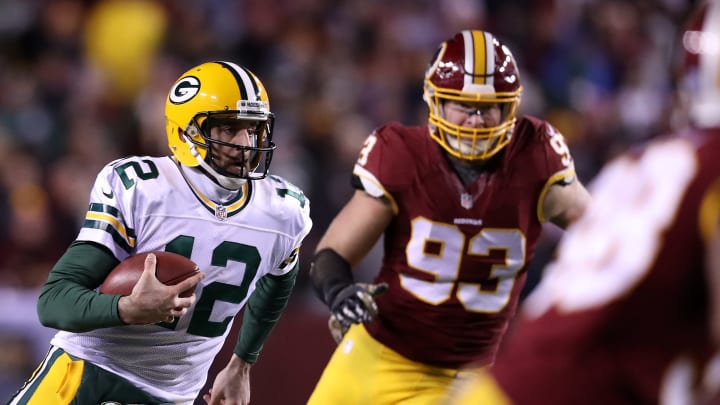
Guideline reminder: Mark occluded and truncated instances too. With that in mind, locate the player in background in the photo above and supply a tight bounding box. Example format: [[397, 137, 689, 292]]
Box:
[[442, 3, 720, 404], [7, 61, 312, 405], [307, 30, 591, 404]]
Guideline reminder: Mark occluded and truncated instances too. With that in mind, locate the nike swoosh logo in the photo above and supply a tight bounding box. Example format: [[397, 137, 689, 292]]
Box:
[[102, 189, 114, 199]]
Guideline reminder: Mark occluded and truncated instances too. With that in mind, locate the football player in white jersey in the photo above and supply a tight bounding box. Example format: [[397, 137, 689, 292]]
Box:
[[7, 61, 312, 405]]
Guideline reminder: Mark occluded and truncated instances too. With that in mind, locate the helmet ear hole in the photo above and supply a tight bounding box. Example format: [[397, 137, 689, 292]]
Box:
[[183, 124, 205, 146], [184, 124, 198, 137]]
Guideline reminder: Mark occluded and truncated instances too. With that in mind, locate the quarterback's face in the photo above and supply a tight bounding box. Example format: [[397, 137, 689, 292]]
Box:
[[208, 119, 261, 176]]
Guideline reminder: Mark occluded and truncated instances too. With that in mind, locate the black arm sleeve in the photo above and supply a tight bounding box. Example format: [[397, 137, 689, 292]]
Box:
[[37, 241, 122, 332], [234, 265, 299, 363], [309, 248, 355, 307]]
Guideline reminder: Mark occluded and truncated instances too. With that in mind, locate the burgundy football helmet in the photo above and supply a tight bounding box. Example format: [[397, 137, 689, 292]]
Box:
[[679, 1, 720, 128], [424, 30, 523, 160]]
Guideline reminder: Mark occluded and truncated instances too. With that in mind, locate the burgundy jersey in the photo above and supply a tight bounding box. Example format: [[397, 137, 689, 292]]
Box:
[[351, 118, 576, 368], [492, 129, 720, 404]]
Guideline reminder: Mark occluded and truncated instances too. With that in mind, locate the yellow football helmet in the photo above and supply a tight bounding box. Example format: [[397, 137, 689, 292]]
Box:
[[424, 30, 522, 161], [165, 61, 275, 184]]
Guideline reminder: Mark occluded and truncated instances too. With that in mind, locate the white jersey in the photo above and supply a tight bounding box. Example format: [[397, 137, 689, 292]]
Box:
[[50, 156, 312, 404]]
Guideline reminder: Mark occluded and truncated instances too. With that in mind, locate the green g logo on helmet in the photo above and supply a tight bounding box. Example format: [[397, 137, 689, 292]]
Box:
[[168, 76, 200, 104]]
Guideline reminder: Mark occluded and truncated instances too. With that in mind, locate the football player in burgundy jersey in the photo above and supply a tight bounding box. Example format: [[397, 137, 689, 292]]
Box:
[[307, 30, 591, 404], [443, 4, 720, 405]]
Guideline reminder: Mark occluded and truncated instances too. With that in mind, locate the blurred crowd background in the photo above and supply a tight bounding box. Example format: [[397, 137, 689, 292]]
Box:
[[0, 0, 700, 403]]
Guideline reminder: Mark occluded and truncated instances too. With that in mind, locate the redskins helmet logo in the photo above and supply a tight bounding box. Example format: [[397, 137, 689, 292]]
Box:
[[169, 76, 200, 104]]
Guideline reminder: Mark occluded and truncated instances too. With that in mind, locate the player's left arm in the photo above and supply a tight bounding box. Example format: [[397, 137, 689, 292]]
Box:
[[234, 264, 299, 363], [203, 352, 252, 405], [208, 264, 297, 404], [234, 179, 309, 362], [541, 178, 591, 229], [537, 123, 592, 229]]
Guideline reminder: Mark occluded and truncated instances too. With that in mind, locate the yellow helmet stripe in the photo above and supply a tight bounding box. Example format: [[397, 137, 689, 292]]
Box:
[[462, 30, 495, 89], [473, 30, 487, 86]]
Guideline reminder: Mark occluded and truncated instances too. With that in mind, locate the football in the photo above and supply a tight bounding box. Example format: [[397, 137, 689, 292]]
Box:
[[99, 251, 200, 297]]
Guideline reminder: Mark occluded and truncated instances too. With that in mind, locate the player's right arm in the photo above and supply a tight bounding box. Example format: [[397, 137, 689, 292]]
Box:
[[322, 125, 406, 264], [38, 230, 202, 333], [311, 127, 404, 339], [116, 253, 202, 326], [316, 190, 392, 266], [310, 190, 392, 328], [37, 241, 123, 332], [38, 157, 186, 332], [37, 160, 132, 332]]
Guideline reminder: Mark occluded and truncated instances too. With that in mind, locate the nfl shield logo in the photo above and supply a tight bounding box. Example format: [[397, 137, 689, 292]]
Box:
[[460, 193, 473, 210], [215, 205, 228, 221]]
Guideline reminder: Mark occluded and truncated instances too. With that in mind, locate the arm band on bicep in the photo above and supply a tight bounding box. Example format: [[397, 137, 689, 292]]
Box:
[[309, 248, 354, 307]]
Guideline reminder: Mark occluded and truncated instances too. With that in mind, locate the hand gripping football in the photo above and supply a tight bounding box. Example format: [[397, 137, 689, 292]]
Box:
[[99, 251, 200, 297]]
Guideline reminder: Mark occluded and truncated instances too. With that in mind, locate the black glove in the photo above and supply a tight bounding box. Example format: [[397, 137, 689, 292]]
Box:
[[309, 249, 389, 343], [330, 282, 388, 324], [328, 283, 387, 343]]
